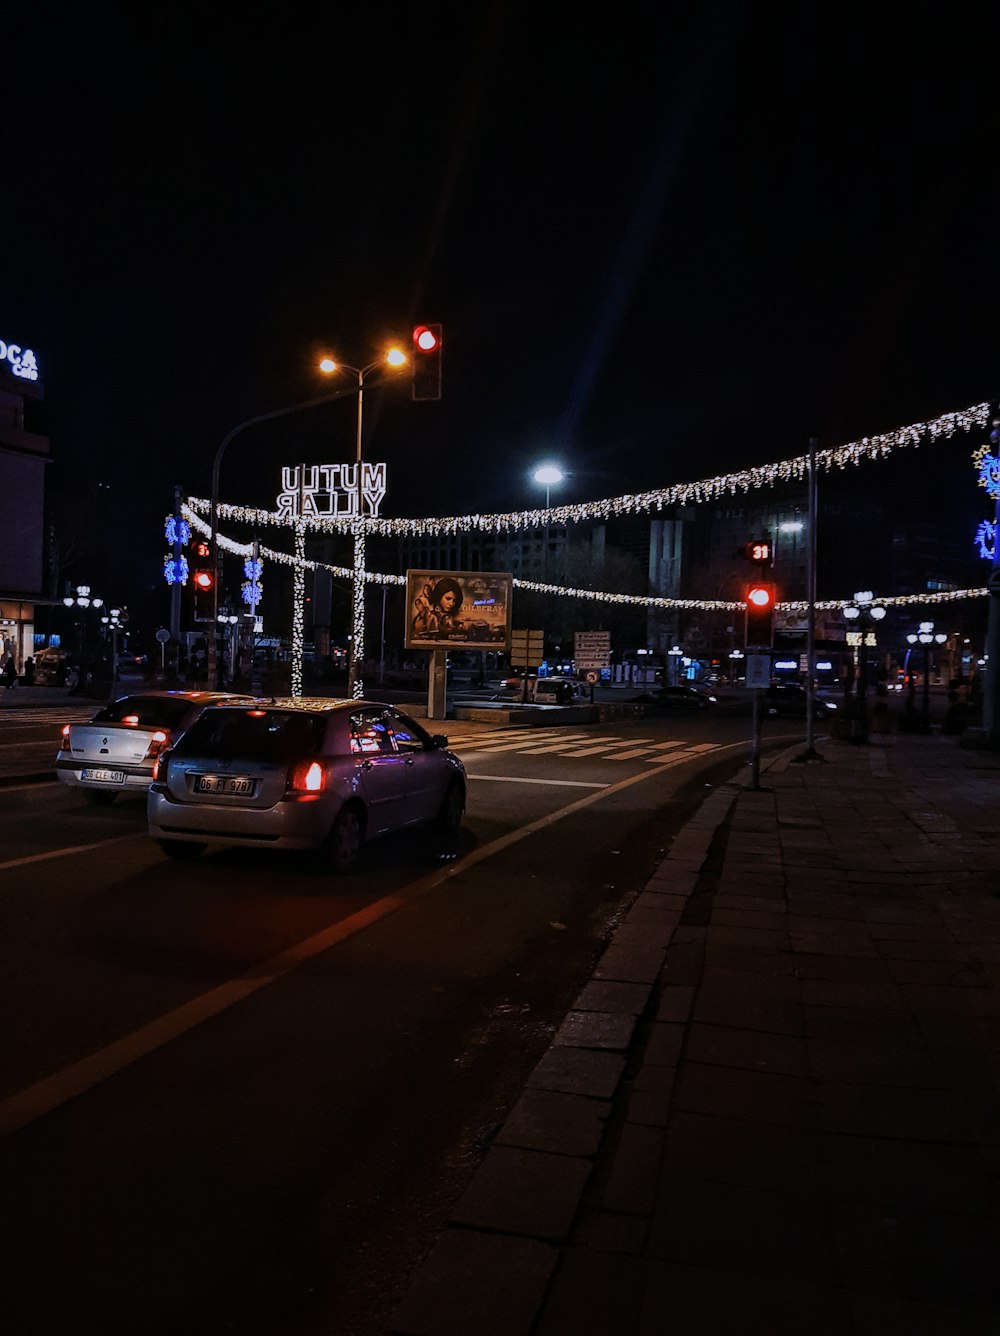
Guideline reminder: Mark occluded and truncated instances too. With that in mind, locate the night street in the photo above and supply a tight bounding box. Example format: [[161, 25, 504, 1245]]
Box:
[[0, 707, 781, 1334]]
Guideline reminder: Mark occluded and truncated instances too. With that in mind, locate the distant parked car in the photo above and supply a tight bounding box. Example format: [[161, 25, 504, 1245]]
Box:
[[533, 676, 584, 704], [147, 698, 467, 872], [56, 691, 253, 804], [634, 685, 718, 710]]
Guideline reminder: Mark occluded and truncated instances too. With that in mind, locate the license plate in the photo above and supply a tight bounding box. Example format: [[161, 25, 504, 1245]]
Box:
[[194, 775, 256, 796], [82, 768, 125, 784]]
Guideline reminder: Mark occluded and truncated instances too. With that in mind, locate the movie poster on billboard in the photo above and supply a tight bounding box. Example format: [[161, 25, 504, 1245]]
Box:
[[405, 570, 512, 650]]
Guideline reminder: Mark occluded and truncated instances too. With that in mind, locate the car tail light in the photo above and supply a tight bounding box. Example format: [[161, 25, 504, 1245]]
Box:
[[288, 760, 325, 793], [143, 729, 171, 761], [59, 724, 71, 753], [152, 750, 172, 782]]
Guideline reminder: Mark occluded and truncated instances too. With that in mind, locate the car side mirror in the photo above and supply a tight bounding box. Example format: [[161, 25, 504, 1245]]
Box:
[[431, 734, 449, 749]]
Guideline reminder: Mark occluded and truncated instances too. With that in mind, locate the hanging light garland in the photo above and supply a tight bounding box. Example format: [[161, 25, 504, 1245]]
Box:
[[181, 398, 995, 616], [187, 399, 991, 539]]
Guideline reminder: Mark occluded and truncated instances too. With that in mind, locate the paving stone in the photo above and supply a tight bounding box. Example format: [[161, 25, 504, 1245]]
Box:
[[452, 1145, 591, 1241], [847, 1291, 1000, 1336], [817, 1081, 983, 1142], [496, 1088, 610, 1157], [602, 1121, 664, 1214], [386, 1228, 557, 1336], [572, 979, 652, 1015], [647, 1175, 833, 1274], [643, 1021, 685, 1066], [535, 1246, 646, 1335], [585, 1211, 648, 1255], [820, 1132, 1000, 1215], [642, 1260, 854, 1335], [673, 1061, 815, 1127], [528, 1046, 625, 1099], [662, 1110, 823, 1194], [655, 984, 695, 1023], [830, 1200, 1000, 1306], [801, 978, 908, 1010], [554, 1010, 636, 1051], [593, 944, 665, 984], [807, 1038, 944, 1087], [686, 1021, 809, 1076]]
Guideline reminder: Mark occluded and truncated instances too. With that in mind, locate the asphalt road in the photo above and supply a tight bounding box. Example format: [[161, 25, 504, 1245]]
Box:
[[0, 707, 803, 1335]]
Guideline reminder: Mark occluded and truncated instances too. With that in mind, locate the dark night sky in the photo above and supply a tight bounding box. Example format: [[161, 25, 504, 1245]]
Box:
[[5, 3, 999, 546]]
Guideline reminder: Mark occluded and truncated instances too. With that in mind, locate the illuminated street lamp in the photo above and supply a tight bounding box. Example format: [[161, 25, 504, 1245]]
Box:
[[319, 348, 407, 698], [63, 585, 103, 689], [668, 643, 684, 685], [843, 590, 886, 743], [100, 606, 127, 696], [906, 621, 948, 732]]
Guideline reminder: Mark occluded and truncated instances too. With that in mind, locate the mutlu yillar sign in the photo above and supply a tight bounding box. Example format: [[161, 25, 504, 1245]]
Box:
[[275, 462, 387, 519]]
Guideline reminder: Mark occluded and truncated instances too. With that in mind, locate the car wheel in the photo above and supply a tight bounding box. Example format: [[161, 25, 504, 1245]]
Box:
[[436, 779, 465, 833], [83, 789, 117, 806], [158, 839, 206, 861], [327, 804, 363, 874]]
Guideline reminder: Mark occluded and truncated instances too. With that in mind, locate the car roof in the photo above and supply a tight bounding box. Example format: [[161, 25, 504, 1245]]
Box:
[[108, 690, 255, 704], [201, 696, 401, 714]]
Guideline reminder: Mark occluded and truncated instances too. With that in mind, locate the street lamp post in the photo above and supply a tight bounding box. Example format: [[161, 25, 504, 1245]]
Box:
[[907, 621, 948, 732], [319, 351, 406, 699], [217, 611, 239, 682], [843, 590, 886, 744], [100, 606, 127, 697], [63, 585, 103, 692]]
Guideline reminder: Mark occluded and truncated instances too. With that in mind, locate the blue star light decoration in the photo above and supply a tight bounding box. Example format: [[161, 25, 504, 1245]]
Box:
[[975, 519, 996, 561], [242, 555, 263, 609], [163, 554, 190, 585], [164, 515, 191, 545]]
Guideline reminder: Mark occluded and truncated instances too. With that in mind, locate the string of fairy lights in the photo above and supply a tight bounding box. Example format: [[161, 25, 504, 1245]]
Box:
[[175, 398, 996, 689], [185, 392, 993, 609], [187, 399, 991, 540]]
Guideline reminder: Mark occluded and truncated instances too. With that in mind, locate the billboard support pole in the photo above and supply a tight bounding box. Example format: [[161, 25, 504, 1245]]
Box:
[[428, 649, 448, 720]]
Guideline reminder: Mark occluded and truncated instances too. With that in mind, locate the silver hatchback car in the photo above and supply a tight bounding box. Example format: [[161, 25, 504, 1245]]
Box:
[[147, 698, 466, 872], [56, 690, 253, 804]]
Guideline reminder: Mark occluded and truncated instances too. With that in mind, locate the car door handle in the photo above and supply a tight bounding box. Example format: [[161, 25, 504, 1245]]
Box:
[[405, 757, 414, 766]]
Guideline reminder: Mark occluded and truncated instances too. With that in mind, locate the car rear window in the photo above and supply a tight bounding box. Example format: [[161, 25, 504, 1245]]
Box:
[[91, 697, 196, 728], [175, 708, 327, 761]]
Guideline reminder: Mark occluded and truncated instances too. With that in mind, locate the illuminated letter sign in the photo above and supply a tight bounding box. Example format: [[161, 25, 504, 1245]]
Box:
[[0, 338, 40, 382], [275, 462, 388, 519]]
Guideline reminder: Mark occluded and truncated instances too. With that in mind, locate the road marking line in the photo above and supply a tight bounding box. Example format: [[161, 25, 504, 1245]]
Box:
[[0, 833, 144, 871], [467, 774, 607, 788], [0, 739, 749, 1139]]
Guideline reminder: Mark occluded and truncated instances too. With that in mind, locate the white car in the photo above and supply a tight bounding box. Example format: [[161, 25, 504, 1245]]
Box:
[[56, 691, 252, 804], [147, 698, 467, 872]]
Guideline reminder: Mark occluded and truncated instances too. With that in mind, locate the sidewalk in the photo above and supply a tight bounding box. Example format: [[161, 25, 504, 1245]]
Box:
[[389, 731, 1000, 1335]]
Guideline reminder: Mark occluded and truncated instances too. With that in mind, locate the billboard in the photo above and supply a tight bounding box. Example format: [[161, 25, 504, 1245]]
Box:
[[405, 570, 512, 651]]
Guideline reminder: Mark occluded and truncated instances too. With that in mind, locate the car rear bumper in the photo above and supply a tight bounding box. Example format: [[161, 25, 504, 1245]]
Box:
[[147, 784, 341, 849]]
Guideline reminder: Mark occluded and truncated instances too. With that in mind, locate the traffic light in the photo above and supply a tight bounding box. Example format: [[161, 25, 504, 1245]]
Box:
[[412, 323, 442, 401], [745, 583, 775, 648], [744, 537, 772, 565], [192, 542, 214, 621]]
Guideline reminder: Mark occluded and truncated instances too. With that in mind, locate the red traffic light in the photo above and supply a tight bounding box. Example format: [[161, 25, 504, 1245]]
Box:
[[194, 540, 211, 559], [747, 584, 773, 609], [412, 322, 442, 401], [413, 324, 439, 353], [193, 570, 214, 591], [745, 582, 776, 649]]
